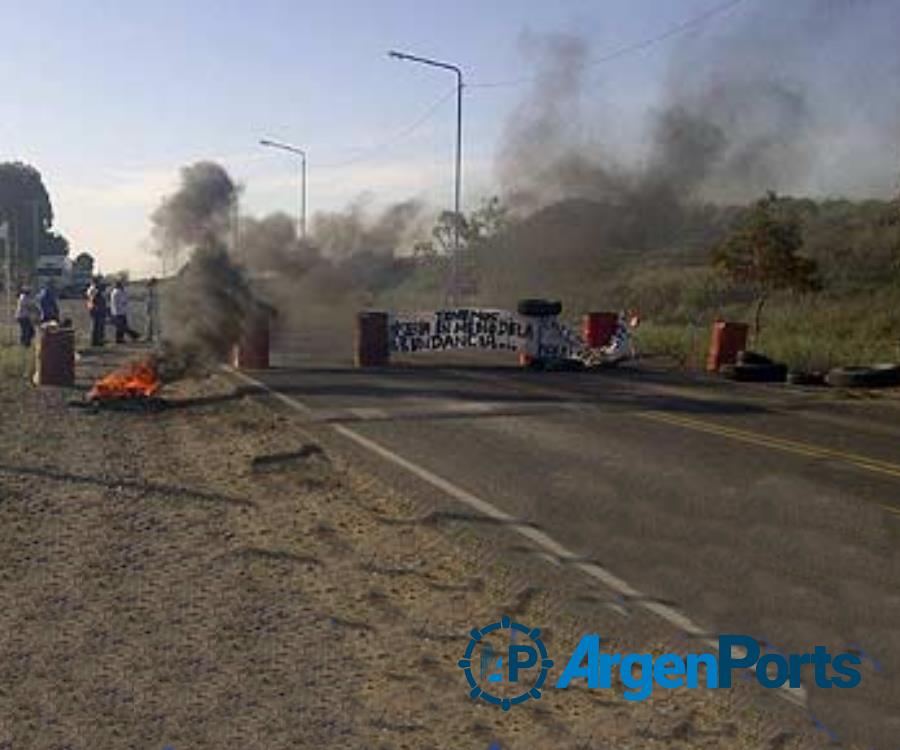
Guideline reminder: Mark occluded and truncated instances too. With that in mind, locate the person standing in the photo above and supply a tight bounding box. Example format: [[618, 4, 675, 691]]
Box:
[[14, 286, 35, 347], [86, 276, 108, 347], [145, 277, 160, 342], [109, 279, 140, 344], [35, 281, 60, 324]]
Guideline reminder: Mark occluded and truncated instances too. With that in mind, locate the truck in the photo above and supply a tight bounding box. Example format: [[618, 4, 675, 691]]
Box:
[[35, 252, 94, 297], [35, 255, 72, 290]]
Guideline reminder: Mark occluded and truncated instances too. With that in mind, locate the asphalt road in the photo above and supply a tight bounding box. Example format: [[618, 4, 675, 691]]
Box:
[[249, 325, 900, 748]]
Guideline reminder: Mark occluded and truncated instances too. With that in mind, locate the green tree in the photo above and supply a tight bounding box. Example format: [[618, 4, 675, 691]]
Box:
[[0, 162, 54, 272], [713, 191, 820, 335], [423, 196, 510, 256], [43, 231, 70, 256]]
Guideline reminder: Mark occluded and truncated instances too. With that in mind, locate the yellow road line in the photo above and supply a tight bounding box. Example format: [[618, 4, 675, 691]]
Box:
[[451, 368, 900, 494], [638, 410, 900, 481]]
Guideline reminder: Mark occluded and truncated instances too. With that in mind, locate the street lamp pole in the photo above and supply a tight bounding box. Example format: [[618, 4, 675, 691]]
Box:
[[259, 138, 308, 239], [389, 50, 463, 306]]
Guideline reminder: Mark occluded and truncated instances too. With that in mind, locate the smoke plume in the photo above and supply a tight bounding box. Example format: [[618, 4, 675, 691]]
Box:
[[151, 161, 257, 377], [310, 196, 427, 260], [151, 161, 238, 268], [499, 1, 900, 211], [480, 1, 900, 311]]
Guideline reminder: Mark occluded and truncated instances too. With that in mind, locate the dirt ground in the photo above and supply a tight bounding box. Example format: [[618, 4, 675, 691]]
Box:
[[0, 344, 837, 749]]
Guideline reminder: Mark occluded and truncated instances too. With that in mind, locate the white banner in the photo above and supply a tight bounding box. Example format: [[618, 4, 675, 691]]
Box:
[[389, 308, 533, 353]]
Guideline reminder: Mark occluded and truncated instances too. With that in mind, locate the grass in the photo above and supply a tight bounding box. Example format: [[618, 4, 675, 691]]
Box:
[[0, 323, 33, 380], [0, 342, 30, 379], [633, 287, 900, 372]]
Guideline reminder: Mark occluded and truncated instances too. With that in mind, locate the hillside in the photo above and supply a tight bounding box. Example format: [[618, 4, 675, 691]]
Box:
[[375, 194, 900, 370]]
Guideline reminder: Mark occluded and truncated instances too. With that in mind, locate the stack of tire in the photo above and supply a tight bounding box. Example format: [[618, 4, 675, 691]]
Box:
[[516, 299, 584, 371], [719, 351, 787, 383]]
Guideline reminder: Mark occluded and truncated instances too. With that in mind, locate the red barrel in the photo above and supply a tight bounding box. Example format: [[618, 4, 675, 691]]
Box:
[[232, 308, 270, 370], [706, 321, 748, 372], [34, 325, 75, 386], [582, 312, 619, 348], [355, 311, 390, 367]]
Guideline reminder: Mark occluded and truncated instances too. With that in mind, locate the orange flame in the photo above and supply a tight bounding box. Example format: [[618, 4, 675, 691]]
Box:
[[89, 359, 162, 400]]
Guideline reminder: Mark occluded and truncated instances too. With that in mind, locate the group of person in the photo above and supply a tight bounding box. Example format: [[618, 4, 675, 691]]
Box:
[[13, 277, 160, 349], [13, 282, 61, 347], [87, 277, 161, 346]]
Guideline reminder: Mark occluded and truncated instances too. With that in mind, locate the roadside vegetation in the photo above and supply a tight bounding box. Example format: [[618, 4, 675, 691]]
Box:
[[373, 191, 900, 371]]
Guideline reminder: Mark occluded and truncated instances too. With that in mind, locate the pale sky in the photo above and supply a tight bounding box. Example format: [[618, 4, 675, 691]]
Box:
[[2, 0, 896, 275]]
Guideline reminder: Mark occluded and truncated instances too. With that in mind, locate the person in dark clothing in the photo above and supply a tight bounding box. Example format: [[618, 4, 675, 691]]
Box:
[[35, 282, 60, 324], [86, 277, 108, 347]]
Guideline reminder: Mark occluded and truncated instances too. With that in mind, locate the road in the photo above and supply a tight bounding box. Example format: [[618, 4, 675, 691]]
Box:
[[245, 324, 900, 748]]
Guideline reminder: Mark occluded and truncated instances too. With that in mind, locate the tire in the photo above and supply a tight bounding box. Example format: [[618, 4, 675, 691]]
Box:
[[787, 371, 826, 386], [517, 298, 562, 317], [720, 362, 788, 382], [737, 350, 773, 366], [826, 364, 900, 388], [544, 358, 585, 372]]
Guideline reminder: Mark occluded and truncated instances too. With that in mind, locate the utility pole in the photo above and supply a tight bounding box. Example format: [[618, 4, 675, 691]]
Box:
[[389, 50, 464, 306], [260, 139, 308, 239], [0, 215, 11, 345]]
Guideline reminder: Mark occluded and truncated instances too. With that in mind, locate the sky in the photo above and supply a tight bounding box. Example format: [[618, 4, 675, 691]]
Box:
[[1, 0, 896, 275]]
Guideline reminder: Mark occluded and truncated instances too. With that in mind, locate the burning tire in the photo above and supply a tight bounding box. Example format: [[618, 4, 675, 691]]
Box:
[[517, 298, 562, 317], [825, 364, 900, 388]]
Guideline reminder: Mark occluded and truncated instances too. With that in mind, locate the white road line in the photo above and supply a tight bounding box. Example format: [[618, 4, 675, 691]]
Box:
[[224, 365, 806, 708]]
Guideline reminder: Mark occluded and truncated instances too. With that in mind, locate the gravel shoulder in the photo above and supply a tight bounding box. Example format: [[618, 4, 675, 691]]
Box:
[[0, 349, 838, 749]]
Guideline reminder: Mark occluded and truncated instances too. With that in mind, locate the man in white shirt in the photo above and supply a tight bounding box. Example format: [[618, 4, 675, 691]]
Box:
[[14, 286, 35, 347], [110, 279, 140, 344]]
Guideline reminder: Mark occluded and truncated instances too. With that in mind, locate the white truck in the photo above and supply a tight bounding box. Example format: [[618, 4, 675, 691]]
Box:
[[35, 255, 73, 292]]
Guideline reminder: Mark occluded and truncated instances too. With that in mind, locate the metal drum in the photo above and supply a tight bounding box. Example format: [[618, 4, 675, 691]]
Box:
[[34, 324, 75, 386], [706, 321, 749, 372], [355, 311, 390, 367]]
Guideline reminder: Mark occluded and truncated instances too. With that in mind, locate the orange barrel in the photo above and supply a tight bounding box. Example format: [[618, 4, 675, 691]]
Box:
[[232, 307, 270, 369], [706, 321, 748, 372], [582, 312, 619, 347], [34, 325, 75, 387], [355, 311, 390, 367]]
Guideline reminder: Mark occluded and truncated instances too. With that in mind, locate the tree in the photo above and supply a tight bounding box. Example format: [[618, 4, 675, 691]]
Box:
[[73, 252, 94, 271], [423, 196, 510, 256], [712, 191, 820, 335], [0, 162, 54, 272], [43, 231, 70, 256]]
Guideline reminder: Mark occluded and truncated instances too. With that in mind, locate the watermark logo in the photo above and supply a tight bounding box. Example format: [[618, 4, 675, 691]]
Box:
[[461, 621, 862, 709], [457, 616, 554, 710]]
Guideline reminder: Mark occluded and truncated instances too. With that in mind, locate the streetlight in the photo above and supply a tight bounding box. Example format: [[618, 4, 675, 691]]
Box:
[[388, 49, 464, 306], [260, 138, 308, 239]]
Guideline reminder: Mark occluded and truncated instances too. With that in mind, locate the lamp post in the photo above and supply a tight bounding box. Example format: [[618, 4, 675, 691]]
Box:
[[388, 50, 463, 306], [259, 138, 308, 239]]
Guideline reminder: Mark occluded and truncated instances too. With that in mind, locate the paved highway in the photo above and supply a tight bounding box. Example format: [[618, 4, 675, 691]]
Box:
[[241, 325, 900, 747]]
